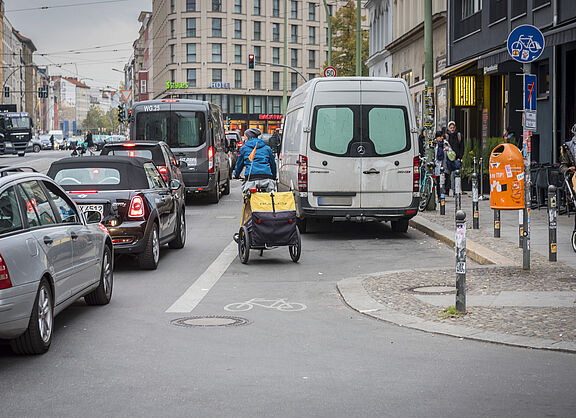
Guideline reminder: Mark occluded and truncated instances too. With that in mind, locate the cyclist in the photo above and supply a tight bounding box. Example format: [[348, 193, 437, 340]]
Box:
[[233, 127, 277, 192]]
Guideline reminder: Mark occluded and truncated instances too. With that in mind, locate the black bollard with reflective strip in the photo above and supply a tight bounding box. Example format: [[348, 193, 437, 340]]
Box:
[[454, 169, 461, 214], [440, 167, 446, 216], [548, 185, 558, 262], [455, 210, 467, 313], [494, 209, 501, 238], [472, 172, 479, 229]]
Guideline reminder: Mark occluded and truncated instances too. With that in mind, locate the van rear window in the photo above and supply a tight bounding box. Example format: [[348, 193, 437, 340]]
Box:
[[135, 111, 206, 148], [368, 107, 408, 155], [313, 107, 354, 155]]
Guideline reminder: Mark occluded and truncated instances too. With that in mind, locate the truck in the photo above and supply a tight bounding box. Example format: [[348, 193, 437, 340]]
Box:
[[0, 111, 32, 156]]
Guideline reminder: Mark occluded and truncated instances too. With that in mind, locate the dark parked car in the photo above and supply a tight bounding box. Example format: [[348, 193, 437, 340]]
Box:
[[47, 156, 186, 270], [225, 132, 241, 178]]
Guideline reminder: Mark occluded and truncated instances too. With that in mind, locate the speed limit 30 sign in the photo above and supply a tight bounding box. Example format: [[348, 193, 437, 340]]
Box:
[[324, 67, 336, 77]]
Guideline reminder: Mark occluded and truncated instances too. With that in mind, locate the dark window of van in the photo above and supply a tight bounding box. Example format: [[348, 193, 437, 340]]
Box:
[[135, 111, 206, 148], [366, 107, 409, 155], [312, 107, 354, 155]]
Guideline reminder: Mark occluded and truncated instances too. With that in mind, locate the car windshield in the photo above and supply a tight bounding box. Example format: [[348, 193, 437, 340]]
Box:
[[6, 116, 31, 129], [135, 111, 206, 148], [54, 168, 121, 186]]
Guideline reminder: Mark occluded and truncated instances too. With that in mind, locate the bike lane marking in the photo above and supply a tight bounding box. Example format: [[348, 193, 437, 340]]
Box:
[[165, 241, 237, 313]]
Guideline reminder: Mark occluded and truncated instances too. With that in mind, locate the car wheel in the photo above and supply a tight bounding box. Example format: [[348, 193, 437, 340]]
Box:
[[208, 179, 220, 204], [222, 178, 230, 196], [138, 224, 160, 270], [391, 219, 409, 233], [33, 144, 41, 153], [85, 245, 113, 305], [18, 152, 25, 157], [169, 209, 186, 249], [10, 278, 53, 355]]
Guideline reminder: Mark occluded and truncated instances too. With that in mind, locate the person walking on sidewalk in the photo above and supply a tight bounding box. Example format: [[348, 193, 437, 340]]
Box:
[[434, 131, 453, 202], [560, 123, 576, 177], [446, 121, 464, 195], [85, 130, 96, 156]]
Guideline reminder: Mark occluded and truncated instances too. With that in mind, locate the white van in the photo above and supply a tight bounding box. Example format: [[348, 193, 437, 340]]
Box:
[[278, 77, 420, 233], [48, 130, 64, 149]]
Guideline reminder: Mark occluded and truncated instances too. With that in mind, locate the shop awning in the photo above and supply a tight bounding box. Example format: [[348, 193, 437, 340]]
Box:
[[435, 57, 478, 80]]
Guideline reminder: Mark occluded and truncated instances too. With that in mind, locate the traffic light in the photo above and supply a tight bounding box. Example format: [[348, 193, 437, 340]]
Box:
[[38, 86, 48, 99], [248, 53, 255, 70], [117, 104, 124, 123], [4, 87, 9, 98]]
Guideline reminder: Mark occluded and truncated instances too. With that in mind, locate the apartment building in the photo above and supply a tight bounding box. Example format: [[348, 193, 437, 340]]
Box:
[[52, 76, 90, 137], [149, 0, 340, 133]]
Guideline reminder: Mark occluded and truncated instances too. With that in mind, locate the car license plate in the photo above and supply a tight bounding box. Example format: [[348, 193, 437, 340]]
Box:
[[180, 157, 197, 166], [79, 204, 104, 215]]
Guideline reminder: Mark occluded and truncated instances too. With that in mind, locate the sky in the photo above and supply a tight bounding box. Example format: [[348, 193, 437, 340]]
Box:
[[4, 0, 152, 90]]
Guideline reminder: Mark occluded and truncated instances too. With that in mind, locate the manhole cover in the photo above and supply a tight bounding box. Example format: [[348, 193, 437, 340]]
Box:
[[170, 316, 249, 328], [410, 286, 456, 295]]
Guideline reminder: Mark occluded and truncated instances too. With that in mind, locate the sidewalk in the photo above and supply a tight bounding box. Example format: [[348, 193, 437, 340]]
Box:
[[337, 194, 576, 353]]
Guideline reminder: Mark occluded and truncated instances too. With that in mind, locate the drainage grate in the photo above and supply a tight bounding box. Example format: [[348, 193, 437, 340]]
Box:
[[407, 285, 457, 295], [170, 316, 250, 328]]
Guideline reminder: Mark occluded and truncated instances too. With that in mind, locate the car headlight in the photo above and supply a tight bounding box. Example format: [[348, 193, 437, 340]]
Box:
[[28, 141, 33, 146]]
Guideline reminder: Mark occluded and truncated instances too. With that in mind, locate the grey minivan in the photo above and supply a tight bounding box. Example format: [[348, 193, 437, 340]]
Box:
[[130, 99, 231, 203], [0, 168, 113, 354]]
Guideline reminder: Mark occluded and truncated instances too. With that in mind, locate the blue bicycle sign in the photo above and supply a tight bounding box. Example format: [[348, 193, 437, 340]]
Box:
[[507, 25, 545, 63]]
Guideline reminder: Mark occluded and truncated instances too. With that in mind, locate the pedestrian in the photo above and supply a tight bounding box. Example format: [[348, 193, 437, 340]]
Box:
[[49, 134, 54, 150], [86, 130, 95, 155], [434, 130, 453, 201], [559, 123, 576, 177], [503, 127, 517, 148], [445, 121, 464, 195], [418, 127, 426, 157], [269, 128, 281, 156]]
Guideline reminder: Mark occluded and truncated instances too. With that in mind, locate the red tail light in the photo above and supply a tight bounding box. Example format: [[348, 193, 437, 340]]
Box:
[[162, 99, 179, 102], [158, 166, 169, 182], [122, 143, 137, 147], [69, 190, 98, 194], [237, 142, 243, 148], [413, 156, 420, 192], [0, 253, 12, 290], [298, 155, 308, 192], [128, 195, 145, 218], [208, 146, 214, 173]]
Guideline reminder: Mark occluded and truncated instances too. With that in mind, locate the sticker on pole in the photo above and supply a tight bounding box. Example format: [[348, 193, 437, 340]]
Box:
[[507, 25, 545, 63], [324, 67, 337, 77]]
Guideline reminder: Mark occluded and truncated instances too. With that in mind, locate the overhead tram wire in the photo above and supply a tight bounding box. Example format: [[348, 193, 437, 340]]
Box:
[[5, 0, 130, 13]]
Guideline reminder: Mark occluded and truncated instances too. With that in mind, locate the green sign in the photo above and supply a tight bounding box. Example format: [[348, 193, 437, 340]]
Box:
[[166, 81, 189, 89]]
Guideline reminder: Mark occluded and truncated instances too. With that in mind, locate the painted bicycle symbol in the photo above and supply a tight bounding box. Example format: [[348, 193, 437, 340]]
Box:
[[224, 298, 307, 312]]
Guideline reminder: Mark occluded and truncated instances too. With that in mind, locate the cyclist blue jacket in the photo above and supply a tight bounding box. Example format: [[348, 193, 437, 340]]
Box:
[[233, 137, 277, 179]]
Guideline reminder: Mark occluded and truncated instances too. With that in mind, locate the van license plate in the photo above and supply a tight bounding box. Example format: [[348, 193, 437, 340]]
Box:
[[79, 204, 104, 215], [180, 157, 197, 166]]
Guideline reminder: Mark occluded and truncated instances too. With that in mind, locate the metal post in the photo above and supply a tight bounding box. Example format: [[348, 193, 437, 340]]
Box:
[[282, 0, 288, 114], [494, 209, 501, 238], [356, 0, 362, 76], [455, 210, 467, 313], [473, 156, 477, 175], [323, 0, 332, 67], [522, 62, 531, 270], [548, 185, 558, 262], [479, 157, 485, 200], [440, 167, 446, 215], [519, 210, 523, 247], [424, 0, 434, 167], [454, 169, 461, 213], [472, 172, 479, 229]]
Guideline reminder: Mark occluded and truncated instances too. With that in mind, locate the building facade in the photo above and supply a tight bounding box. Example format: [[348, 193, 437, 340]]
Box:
[[366, 0, 393, 78], [52, 76, 90, 137]]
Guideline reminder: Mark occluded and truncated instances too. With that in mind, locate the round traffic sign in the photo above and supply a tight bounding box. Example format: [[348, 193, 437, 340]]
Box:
[[324, 66, 337, 77], [507, 25, 545, 63]]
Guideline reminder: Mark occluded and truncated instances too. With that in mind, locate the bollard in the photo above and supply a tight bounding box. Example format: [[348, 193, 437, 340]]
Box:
[[440, 167, 446, 216], [479, 157, 486, 200], [455, 210, 467, 313], [472, 172, 479, 229], [494, 209, 501, 238], [473, 156, 477, 175], [454, 169, 462, 214], [548, 185, 558, 262], [518, 210, 523, 248]]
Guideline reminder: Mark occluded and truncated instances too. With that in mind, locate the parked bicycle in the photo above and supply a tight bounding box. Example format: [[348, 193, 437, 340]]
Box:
[[418, 156, 436, 211]]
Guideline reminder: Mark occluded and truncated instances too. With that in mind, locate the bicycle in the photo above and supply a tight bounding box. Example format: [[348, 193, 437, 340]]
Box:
[[224, 298, 307, 312], [418, 156, 436, 212]]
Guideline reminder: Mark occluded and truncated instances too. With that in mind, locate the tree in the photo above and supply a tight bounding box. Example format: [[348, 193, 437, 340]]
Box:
[[326, 1, 369, 76], [82, 105, 115, 133]]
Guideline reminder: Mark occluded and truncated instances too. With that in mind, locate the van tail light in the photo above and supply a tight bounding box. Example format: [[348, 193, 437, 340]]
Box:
[[298, 154, 308, 192], [413, 156, 420, 192], [208, 146, 214, 173], [0, 253, 12, 290], [237, 142, 243, 149], [158, 166, 169, 182], [128, 195, 145, 218]]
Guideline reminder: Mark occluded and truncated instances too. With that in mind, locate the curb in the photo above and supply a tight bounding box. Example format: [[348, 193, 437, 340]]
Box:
[[337, 275, 576, 353], [409, 215, 514, 266]]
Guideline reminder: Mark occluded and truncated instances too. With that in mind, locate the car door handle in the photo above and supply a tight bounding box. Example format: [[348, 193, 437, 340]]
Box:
[[43, 236, 53, 246], [70, 232, 79, 240], [363, 169, 380, 174]]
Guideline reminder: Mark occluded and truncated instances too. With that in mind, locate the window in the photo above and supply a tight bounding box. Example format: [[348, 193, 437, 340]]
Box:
[[254, 71, 261, 89], [140, 79, 147, 93], [273, 72, 280, 90], [511, 0, 527, 17], [135, 111, 206, 148], [325, 28, 329, 45], [291, 49, 298, 67], [212, 68, 222, 82], [170, 69, 175, 82], [44, 182, 79, 224], [53, 169, 121, 186], [187, 68, 197, 87], [254, 0, 261, 15], [254, 21, 261, 40], [234, 19, 242, 38], [212, 43, 222, 62], [17, 181, 56, 227], [0, 187, 22, 234], [144, 163, 167, 189], [489, 0, 506, 23], [308, 2, 316, 20], [273, 23, 280, 42], [235, 44, 242, 63], [308, 73, 316, 80], [272, 47, 280, 64], [270, 96, 281, 113], [231, 95, 243, 112], [235, 69, 242, 89], [462, 0, 482, 19], [212, 18, 222, 37], [273, 0, 280, 17], [186, 0, 196, 12], [291, 73, 298, 90], [250, 96, 264, 113], [291, 1, 298, 19], [309, 26, 316, 44], [312, 107, 354, 155], [170, 0, 175, 13], [186, 18, 197, 37], [234, 0, 242, 14], [254, 46, 261, 63], [308, 50, 316, 68], [212, 0, 222, 12], [170, 45, 175, 63], [186, 44, 196, 62], [537, 60, 549, 97], [291, 25, 298, 43], [170, 20, 175, 38], [368, 107, 409, 155]]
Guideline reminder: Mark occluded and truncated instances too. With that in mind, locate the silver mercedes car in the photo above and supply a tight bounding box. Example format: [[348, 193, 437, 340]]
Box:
[[0, 167, 113, 354]]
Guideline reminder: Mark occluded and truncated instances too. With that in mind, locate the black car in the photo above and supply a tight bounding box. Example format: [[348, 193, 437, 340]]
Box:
[[225, 132, 241, 178], [47, 156, 186, 270], [100, 141, 184, 200]]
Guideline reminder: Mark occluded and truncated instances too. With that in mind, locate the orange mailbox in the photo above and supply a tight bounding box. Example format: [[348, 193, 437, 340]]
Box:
[[489, 143, 525, 209]]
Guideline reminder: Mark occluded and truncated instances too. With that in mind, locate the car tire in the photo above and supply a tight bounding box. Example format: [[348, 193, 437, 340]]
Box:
[[33, 144, 41, 153], [208, 179, 220, 204], [18, 152, 25, 157], [138, 224, 160, 270], [222, 178, 230, 196], [169, 209, 186, 249], [10, 278, 53, 355], [391, 219, 409, 233], [85, 245, 113, 305]]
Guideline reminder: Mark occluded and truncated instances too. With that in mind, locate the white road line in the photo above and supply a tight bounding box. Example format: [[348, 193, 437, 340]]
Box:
[[165, 241, 237, 313]]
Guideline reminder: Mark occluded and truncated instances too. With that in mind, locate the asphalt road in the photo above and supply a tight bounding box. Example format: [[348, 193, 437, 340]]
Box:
[[1, 151, 575, 417]]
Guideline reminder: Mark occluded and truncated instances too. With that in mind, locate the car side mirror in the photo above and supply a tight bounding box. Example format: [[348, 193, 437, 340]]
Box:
[[85, 210, 103, 224], [169, 179, 182, 191]]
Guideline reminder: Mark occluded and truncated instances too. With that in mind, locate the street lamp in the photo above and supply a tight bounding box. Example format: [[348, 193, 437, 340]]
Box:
[[111, 68, 124, 73]]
